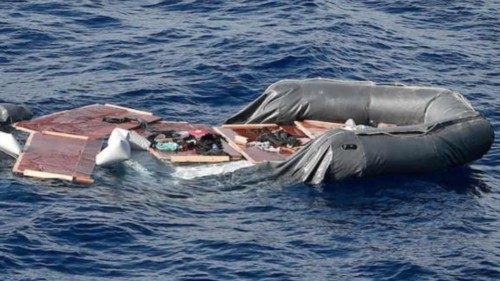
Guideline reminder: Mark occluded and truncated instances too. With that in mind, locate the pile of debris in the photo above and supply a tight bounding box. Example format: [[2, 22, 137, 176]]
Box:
[[0, 104, 345, 184]]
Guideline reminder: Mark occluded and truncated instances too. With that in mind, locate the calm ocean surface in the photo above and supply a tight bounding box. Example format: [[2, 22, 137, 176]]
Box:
[[0, 1, 499, 280]]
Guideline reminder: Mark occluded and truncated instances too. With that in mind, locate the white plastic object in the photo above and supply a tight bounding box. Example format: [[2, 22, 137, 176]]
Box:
[[109, 128, 130, 142], [345, 118, 356, 127], [96, 128, 131, 166], [108, 128, 150, 151], [344, 118, 356, 131], [0, 131, 21, 158], [128, 130, 150, 151]]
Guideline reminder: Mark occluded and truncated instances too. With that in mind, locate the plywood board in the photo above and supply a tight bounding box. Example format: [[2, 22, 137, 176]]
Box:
[[14, 104, 162, 138], [138, 121, 242, 163], [294, 120, 344, 139], [13, 132, 103, 184]]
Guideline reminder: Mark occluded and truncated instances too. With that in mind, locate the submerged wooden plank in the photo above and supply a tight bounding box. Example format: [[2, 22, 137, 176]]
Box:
[[13, 132, 103, 184], [294, 120, 344, 139], [14, 104, 162, 138]]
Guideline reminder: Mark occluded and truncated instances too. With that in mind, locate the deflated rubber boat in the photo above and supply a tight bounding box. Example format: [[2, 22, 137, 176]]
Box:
[[226, 78, 494, 184], [0, 80, 494, 185]]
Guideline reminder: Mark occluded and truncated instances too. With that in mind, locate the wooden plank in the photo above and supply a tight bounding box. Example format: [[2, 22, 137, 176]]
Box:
[[141, 122, 242, 163], [11, 125, 37, 134], [23, 169, 74, 182], [294, 121, 315, 139], [104, 104, 154, 116], [214, 127, 289, 164], [149, 148, 195, 161], [41, 130, 88, 140], [302, 120, 344, 128], [280, 125, 308, 137], [294, 120, 344, 139], [149, 148, 171, 161], [280, 125, 311, 145], [170, 155, 230, 163], [280, 147, 298, 154], [74, 177, 95, 185], [214, 127, 256, 163], [13, 132, 103, 184], [215, 124, 310, 163], [12, 153, 24, 174], [234, 135, 248, 145], [12, 132, 35, 174], [14, 104, 162, 138], [221, 140, 243, 160]]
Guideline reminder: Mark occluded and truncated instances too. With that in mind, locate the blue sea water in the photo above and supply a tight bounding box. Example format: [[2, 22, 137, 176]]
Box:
[[0, 0, 499, 280]]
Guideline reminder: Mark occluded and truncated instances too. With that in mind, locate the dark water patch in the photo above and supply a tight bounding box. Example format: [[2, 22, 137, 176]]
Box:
[[144, 0, 225, 13], [74, 15, 121, 28]]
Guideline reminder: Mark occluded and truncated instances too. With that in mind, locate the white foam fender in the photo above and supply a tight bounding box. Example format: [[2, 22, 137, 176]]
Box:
[[96, 128, 132, 166], [109, 128, 130, 143], [0, 131, 21, 158]]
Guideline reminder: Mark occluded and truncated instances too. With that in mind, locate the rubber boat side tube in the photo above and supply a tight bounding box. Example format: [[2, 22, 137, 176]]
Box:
[[226, 78, 494, 183]]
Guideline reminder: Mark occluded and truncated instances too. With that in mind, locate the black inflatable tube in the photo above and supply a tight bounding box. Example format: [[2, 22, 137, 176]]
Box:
[[226, 78, 494, 183]]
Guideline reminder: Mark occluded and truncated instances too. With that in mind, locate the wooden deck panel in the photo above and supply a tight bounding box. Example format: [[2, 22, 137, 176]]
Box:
[[13, 132, 103, 184], [294, 120, 344, 139], [14, 104, 162, 138], [214, 126, 293, 164]]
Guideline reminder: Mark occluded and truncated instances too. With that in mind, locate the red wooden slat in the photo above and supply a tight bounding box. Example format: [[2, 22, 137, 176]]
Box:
[[13, 132, 103, 184]]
